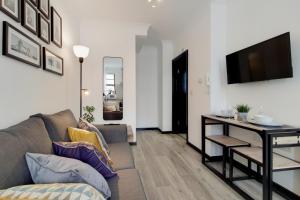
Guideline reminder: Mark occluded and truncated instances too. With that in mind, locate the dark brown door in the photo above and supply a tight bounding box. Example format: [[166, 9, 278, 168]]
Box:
[[172, 50, 188, 134]]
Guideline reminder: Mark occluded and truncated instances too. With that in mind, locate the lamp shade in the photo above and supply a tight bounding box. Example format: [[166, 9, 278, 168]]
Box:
[[73, 45, 90, 58]]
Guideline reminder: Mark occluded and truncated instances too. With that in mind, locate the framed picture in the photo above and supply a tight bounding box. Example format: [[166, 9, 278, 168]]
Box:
[[51, 7, 62, 48], [38, 0, 49, 18], [0, 0, 20, 22], [29, 0, 37, 6], [43, 47, 63, 76], [2, 21, 41, 68], [38, 13, 50, 43], [21, 0, 37, 35]]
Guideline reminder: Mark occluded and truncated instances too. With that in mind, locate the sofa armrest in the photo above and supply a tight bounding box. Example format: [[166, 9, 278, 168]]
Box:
[[94, 124, 128, 144]]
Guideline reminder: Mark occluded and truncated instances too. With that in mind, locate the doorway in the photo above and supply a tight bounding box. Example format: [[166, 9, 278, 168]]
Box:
[[172, 50, 188, 141]]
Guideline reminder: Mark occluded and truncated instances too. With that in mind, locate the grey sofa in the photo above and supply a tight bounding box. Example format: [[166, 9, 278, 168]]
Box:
[[0, 109, 146, 200]]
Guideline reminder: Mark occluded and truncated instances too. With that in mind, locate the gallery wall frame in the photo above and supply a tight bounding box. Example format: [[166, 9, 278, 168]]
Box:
[[43, 47, 63, 76], [38, 13, 50, 43], [2, 21, 41, 68], [51, 6, 62, 48], [0, 0, 21, 22], [38, 0, 49, 19], [21, 0, 38, 35]]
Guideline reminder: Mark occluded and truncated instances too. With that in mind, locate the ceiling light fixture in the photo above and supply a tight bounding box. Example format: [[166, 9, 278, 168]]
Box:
[[148, 0, 162, 8]]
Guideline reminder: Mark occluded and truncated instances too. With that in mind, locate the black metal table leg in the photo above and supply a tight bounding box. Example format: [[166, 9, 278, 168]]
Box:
[[229, 150, 234, 181], [223, 123, 229, 178], [223, 147, 228, 177], [224, 123, 229, 136], [257, 164, 261, 176], [263, 134, 273, 200], [248, 160, 252, 178], [202, 116, 206, 164]]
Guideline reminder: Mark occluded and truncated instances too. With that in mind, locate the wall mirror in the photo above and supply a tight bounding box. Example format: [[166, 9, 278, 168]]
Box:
[[103, 57, 123, 120]]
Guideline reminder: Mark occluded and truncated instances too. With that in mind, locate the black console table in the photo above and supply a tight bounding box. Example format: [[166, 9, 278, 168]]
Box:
[[201, 115, 300, 200]]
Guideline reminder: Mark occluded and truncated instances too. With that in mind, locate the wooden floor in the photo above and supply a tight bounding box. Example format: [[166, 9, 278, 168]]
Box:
[[132, 131, 285, 200]]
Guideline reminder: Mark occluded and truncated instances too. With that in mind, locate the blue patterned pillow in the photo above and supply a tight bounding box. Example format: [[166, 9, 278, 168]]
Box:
[[53, 142, 117, 179], [25, 153, 111, 199]]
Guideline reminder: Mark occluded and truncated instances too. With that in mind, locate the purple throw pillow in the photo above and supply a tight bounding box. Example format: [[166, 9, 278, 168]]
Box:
[[53, 142, 117, 179]]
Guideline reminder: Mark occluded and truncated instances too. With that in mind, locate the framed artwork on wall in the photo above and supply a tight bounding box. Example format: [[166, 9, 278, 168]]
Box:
[[29, 0, 37, 6], [38, 0, 49, 18], [51, 7, 62, 48], [21, 0, 38, 35], [38, 13, 50, 43], [2, 21, 41, 68], [0, 0, 20, 22], [43, 47, 63, 76]]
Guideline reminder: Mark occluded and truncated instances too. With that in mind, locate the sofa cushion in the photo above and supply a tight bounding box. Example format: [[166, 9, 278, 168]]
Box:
[[78, 118, 109, 151], [95, 124, 128, 144], [53, 142, 117, 179], [68, 128, 113, 165], [25, 153, 111, 199], [32, 109, 77, 142], [0, 118, 53, 189], [109, 143, 135, 171], [0, 183, 106, 200], [108, 169, 146, 200]]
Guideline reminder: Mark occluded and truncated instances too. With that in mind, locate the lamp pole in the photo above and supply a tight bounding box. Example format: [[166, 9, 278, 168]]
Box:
[[79, 57, 83, 118], [73, 45, 89, 118]]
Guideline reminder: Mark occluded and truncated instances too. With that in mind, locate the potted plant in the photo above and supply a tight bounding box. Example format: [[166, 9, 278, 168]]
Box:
[[83, 106, 95, 123], [235, 104, 250, 122]]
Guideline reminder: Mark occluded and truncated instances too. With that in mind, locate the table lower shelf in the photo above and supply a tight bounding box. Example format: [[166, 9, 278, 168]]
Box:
[[206, 135, 250, 147], [232, 147, 300, 171]]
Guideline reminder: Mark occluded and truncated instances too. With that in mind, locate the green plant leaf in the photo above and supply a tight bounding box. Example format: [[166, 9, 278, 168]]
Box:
[[83, 105, 95, 123], [235, 104, 251, 113]]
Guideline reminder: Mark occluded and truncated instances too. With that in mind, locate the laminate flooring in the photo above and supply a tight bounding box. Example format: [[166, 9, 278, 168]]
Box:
[[132, 131, 285, 200]]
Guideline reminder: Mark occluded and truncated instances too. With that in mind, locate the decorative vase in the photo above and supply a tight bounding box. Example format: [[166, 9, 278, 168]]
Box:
[[237, 112, 248, 122]]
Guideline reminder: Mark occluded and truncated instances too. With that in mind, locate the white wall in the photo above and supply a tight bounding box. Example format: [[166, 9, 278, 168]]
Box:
[[79, 20, 149, 142], [160, 40, 174, 132], [136, 37, 173, 131], [211, 0, 300, 193], [173, 0, 211, 148], [136, 45, 160, 128], [0, 0, 80, 128]]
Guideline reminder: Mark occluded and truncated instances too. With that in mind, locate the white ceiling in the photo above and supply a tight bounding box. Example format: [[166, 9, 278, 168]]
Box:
[[62, 0, 204, 39]]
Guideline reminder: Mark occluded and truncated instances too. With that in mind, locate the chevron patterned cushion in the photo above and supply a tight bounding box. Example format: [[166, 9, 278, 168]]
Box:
[[0, 183, 105, 200]]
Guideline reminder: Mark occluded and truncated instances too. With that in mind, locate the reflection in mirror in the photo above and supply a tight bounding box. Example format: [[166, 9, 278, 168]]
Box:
[[103, 57, 123, 120]]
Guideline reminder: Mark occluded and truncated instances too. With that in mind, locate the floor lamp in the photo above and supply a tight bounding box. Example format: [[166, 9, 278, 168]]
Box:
[[73, 45, 90, 117]]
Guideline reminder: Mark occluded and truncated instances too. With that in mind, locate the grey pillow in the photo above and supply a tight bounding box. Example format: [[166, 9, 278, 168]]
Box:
[[31, 110, 78, 142], [78, 118, 109, 151], [25, 153, 111, 199]]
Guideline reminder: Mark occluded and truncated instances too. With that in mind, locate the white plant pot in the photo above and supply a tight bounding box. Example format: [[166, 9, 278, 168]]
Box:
[[237, 112, 248, 122]]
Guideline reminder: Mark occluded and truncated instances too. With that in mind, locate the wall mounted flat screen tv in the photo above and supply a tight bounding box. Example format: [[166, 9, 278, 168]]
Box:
[[226, 32, 293, 84]]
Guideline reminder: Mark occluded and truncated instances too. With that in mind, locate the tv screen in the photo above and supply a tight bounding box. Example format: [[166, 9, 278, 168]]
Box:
[[226, 33, 293, 84]]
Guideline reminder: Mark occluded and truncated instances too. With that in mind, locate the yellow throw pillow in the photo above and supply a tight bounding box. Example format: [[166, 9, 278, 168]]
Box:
[[68, 127, 113, 165]]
